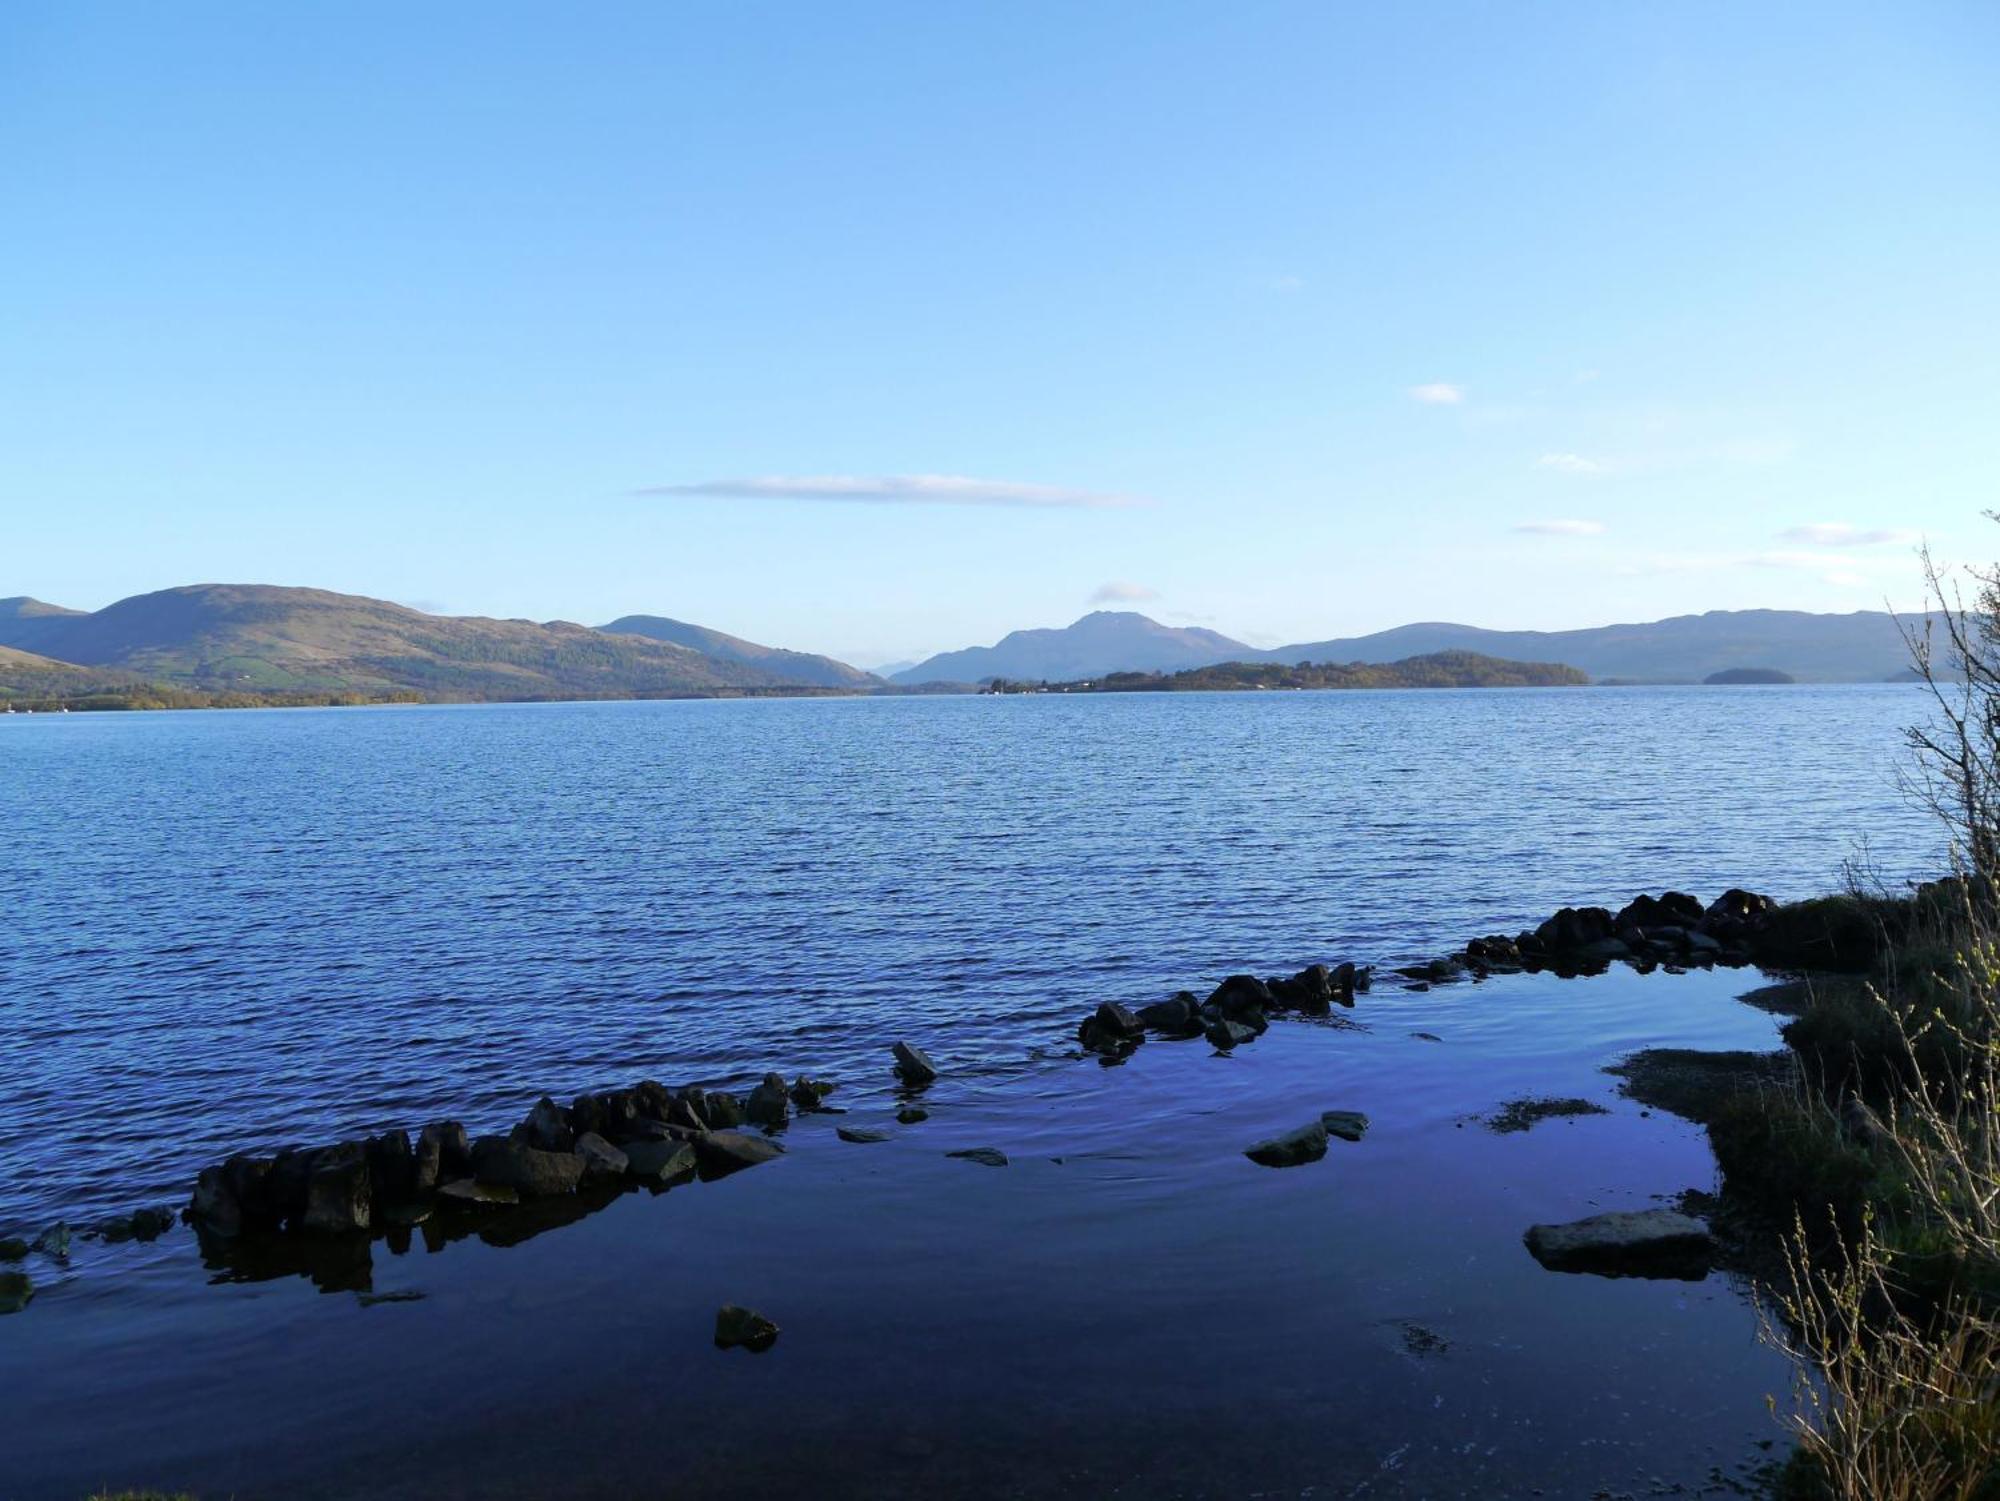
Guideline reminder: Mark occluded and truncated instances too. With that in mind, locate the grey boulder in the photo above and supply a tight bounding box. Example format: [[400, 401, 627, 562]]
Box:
[[1524, 1210, 1714, 1279], [470, 1137, 585, 1200]]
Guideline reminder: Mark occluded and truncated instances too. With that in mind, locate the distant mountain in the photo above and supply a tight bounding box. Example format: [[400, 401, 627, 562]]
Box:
[[0, 585, 848, 701], [0, 597, 87, 649], [892, 611, 1251, 685], [1259, 609, 1937, 684], [895, 607, 1938, 686], [598, 615, 877, 689]]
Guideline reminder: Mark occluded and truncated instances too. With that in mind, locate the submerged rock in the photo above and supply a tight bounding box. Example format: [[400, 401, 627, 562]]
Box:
[[892, 1042, 938, 1085], [0, 1271, 33, 1315], [0, 1237, 25, 1262], [896, 1105, 929, 1125], [1320, 1111, 1370, 1142], [437, 1178, 520, 1206], [33, 1223, 72, 1260], [714, 1304, 779, 1352], [946, 1147, 1009, 1168], [1524, 1209, 1714, 1279], [1245, 1120, 1330, 1167], [836, 1126, 893, 1144], [1485, 1097, 1610, 1135], [97, 1206, 176, 1244]]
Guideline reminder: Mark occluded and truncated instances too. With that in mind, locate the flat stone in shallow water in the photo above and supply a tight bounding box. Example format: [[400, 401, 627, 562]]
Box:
[[1245, 1121, 1329, 1168], [714, 1304, 779, 1352], [1524, 1209, 1715, 1279], [836, 1126, 892, 1144], [1320, 1111, 1369, 1142], [0, 1271, 32, 1314], [694, 1131, 785, 1178], [946, 1147, 1009, 1168]]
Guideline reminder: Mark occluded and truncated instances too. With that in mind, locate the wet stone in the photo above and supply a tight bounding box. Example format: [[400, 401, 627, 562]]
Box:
[[1245, 1120, 1330, 1168], [946, 1147, 1009, 1168], [714, 1304, 779, 1352]]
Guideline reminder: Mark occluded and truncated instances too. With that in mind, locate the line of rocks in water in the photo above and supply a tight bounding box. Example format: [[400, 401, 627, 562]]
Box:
[[2, 888, 1791, 1315], [184, 1073, 833, 1249], [1069, 888, 1781, 1058]]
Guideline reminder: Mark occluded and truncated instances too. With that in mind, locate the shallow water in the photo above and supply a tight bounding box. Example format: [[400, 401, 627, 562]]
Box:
[[9, 966, 1792, 1500], [0, 686, 1939, 1497]]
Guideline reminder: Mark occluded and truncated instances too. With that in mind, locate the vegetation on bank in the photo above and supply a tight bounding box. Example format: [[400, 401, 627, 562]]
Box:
[[1624, 537, 2000, 1499], [981, 649, 1590, 694]]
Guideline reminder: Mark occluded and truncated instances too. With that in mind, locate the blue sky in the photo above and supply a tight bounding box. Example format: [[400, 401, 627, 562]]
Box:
[[3, 2, 1995, 667]]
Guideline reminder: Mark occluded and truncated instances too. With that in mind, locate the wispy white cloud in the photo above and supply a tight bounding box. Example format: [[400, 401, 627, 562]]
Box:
[[1514, 519, 1606, 537], [1778, 522, 1920, 548], [1535, 452, 1605, 475], [639, 474, 1143, 509], [1408, 382, 1465, 405], [1090, 581, 1159, 604], [1267, 274, 1305, 293]]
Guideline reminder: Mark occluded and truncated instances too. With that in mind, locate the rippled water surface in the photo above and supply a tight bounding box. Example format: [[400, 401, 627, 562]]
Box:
[[3, 686, 1936, 1231], [0, 685, 1948, 1500]]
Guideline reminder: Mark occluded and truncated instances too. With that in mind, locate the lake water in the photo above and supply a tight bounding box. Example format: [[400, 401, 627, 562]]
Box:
[[0, 686, 1945, 1498]]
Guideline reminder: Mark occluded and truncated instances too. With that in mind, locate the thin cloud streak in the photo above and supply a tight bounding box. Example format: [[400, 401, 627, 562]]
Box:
[[639, 474, 1144, 509], [1779, 522, 1920, 547], [1090, 581, 1160, 604], [1514, 519, 1606, 536], [1409, 382, 1465, 405], [1536, 452, 1604, 475]]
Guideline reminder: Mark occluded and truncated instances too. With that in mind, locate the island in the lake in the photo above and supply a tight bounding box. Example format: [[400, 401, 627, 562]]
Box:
[[1703, 667, 1797, 685], [981, 650, 1590, 693]]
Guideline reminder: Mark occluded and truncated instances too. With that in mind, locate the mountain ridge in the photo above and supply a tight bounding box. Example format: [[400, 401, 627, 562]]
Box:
[[895, 610, 1252, 685], [893, 607, 1937, 685], [0, 584, 864, 701], [598, 614, 876, 689]]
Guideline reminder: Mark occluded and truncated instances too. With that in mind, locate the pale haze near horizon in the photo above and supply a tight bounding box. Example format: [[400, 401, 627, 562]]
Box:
[[2, 2, 1994, 669]]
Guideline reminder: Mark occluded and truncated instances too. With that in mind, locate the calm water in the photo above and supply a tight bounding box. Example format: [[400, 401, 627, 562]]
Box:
[[0, 686, 1944, 1498]]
